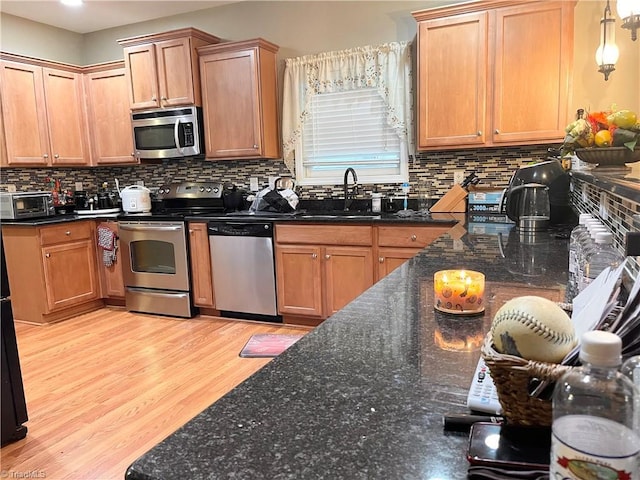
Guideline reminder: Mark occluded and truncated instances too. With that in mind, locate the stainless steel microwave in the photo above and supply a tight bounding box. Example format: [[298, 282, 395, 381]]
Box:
[[131, 106, 203, 160], [0, 192, 55, 220]]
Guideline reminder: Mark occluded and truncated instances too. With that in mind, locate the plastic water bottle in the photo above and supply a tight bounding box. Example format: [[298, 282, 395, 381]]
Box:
[[579, 231, 624, 290], [568, 214, 592, 295], [575, 221, 605, 287], [551, 331, 640, 478]]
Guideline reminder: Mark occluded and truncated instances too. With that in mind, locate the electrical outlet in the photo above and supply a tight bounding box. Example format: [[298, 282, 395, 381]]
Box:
[[268, 176, 278, 189], [453, 170, 465, 185], [3, 184, 17, 193], [75, 182, 83, 191], [249, 177, 259, 192], [136, 180, 145, 187]]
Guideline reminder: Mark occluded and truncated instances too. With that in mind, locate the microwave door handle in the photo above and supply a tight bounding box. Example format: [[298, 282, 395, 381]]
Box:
[[174, 119, 184, 154]]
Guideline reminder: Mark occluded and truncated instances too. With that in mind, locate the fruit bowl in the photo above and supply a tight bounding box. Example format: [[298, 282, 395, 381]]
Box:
[[575, 147, 640, 168]]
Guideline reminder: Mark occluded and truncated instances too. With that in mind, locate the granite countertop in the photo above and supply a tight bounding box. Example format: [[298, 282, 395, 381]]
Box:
[[571, 167, 640, 203], [125, 226, 569, 480]]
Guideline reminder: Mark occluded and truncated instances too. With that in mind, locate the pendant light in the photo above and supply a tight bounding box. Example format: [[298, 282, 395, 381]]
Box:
[[617, 0, 639, 41], [595, 0, 619, 81]]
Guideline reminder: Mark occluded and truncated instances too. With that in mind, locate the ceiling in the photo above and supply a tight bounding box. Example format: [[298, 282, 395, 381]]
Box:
[[0, 1, 238, 34]]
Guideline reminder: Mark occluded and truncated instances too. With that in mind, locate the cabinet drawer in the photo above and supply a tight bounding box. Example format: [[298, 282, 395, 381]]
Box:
[[275, 224, 373, 246], [39, 221, 93, 246], [377, 225, 450, 248]]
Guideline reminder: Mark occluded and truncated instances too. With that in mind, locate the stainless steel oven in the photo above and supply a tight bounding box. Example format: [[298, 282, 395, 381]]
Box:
[[119, 220, 194, 318]]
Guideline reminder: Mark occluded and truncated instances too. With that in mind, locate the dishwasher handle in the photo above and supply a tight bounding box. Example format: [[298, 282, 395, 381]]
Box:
[[208, 222, 273, 237]]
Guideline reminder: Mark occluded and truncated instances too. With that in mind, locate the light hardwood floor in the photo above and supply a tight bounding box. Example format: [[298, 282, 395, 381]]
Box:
[[1, 307, 310, 479]]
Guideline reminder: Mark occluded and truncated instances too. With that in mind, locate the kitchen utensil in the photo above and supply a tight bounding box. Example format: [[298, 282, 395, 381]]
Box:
[[274, 177, 295, 191], [120, 185, 151, 213], [505, 183, 550, 231], [503, 160, 572, 225]]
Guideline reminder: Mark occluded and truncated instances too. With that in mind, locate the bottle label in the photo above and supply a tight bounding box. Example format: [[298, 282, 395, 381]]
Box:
[[551, 415, 640, 480]]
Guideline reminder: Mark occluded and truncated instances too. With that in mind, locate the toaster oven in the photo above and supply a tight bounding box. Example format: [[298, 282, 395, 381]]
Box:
[[0, 192, 55, 220]]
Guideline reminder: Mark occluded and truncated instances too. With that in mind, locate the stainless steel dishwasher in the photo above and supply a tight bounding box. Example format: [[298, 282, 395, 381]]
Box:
[[207, 221, 280, 321]]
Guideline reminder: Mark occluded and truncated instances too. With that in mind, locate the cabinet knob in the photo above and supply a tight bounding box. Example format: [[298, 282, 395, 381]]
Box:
[[65, 231, 71, 235], [161, 96, 167, 101], [477, 131, 482, 136], [494, 129, 500, 134], [253, 144, 258, 149], [325, 254, 331, 260], [378, 257, 384, 263], [43, 154, 49, 159], [54, 154, 60, 159], [131, 152, 135, 156], [411, 234, 417, 241], [45, 253, 50, 258], [312, 253, 318, 259], [152, 96, 157, 101]]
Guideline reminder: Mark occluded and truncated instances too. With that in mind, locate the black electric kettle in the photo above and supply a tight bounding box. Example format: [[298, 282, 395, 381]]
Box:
[[504, 159, 573, 225], [505, 183, 550, 231]]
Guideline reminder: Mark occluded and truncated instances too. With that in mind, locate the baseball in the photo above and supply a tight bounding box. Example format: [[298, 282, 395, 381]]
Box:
[[490, 296, 576, 363]]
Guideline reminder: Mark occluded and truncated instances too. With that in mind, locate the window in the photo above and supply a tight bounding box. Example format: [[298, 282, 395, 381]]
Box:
[[282, 42, 413, 186]]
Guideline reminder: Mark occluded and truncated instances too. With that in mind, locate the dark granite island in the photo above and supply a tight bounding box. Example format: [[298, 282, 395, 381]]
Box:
[[125, 226, 569, 480]]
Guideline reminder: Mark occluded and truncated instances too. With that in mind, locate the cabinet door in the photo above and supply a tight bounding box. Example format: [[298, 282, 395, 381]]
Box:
[[42, 239, 100, 312], [98, 222, 125, 298], [84, 68, 136, 165], [155, 38, 195, 107], [42, 68, 88, 165], [416, 12, 488, 148], [0, 61, 50, 166], [275, 245, 323, 317], [188, 223, 214, 307], [123, 44, 160, 110], [200, 48, 262, 158], [376, 247, 421, 281], [492, 2, 572, 143], [323, 246, 374, 316]]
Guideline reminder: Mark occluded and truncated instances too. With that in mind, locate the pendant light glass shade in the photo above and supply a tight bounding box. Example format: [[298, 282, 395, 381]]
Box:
[[595, 4, 619, 80], [617, 0, 639, 40]]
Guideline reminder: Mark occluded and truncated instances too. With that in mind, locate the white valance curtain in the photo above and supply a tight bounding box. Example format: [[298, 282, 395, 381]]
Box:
[[282, 42, 413, 174]]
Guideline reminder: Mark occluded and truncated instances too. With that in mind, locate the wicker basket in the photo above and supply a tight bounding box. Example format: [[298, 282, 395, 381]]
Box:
[[574, 147, 640, 168], [481, 332, 573, 426]]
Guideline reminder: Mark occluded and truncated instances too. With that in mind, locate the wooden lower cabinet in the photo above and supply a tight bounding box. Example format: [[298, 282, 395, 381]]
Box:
[[96, 221, 125, 300], [188, 222, 215, 308], [375, 224, 452, 281], [275, 224, 374, 322], [2, 221, 103, 324]]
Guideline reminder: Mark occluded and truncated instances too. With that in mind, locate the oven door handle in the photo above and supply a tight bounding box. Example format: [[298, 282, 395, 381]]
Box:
[[174, 119, 184, 154], [119, 224, 183, 232], [126, 287, 189, 299]]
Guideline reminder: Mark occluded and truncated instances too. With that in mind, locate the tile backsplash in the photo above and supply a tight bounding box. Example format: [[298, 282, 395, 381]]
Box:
[[0, 144, 554, 198]]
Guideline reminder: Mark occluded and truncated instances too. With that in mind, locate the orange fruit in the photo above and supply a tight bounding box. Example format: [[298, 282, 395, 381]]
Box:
[[594, 130, 612, 147]]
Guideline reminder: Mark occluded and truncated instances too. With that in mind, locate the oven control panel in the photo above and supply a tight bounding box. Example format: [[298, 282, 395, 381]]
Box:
[[157, 182, 224, 199]]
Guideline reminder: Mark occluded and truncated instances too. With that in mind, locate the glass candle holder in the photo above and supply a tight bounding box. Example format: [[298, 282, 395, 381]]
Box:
[[433, 270, 485, 315]]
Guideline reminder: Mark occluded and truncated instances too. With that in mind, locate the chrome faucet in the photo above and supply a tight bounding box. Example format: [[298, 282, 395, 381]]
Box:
[[343, 167, 358, 211]]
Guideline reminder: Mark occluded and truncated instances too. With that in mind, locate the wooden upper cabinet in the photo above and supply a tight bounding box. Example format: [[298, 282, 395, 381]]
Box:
[[119, 28, 221, 110], [413, 0, 575, 150], [0, 59, 88, 166], [417, 12, 488, 148], [83, 63, 137, 165], [42, 68, 89, 165], [0, 61, 50, 166], [199, 38, 281, 160], [492, 2, 573, 143]]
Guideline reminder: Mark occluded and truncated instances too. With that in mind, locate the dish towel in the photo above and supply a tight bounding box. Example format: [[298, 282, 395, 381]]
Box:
[[97, 224, 117, 267]]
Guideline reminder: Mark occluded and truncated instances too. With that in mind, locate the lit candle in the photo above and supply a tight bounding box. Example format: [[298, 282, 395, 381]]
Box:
[[433, 270, 485, 314]]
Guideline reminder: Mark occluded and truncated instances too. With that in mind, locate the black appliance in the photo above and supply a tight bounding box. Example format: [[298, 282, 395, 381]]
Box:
[[503, 159, 574, 226], [1, 233, 28, 446]]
